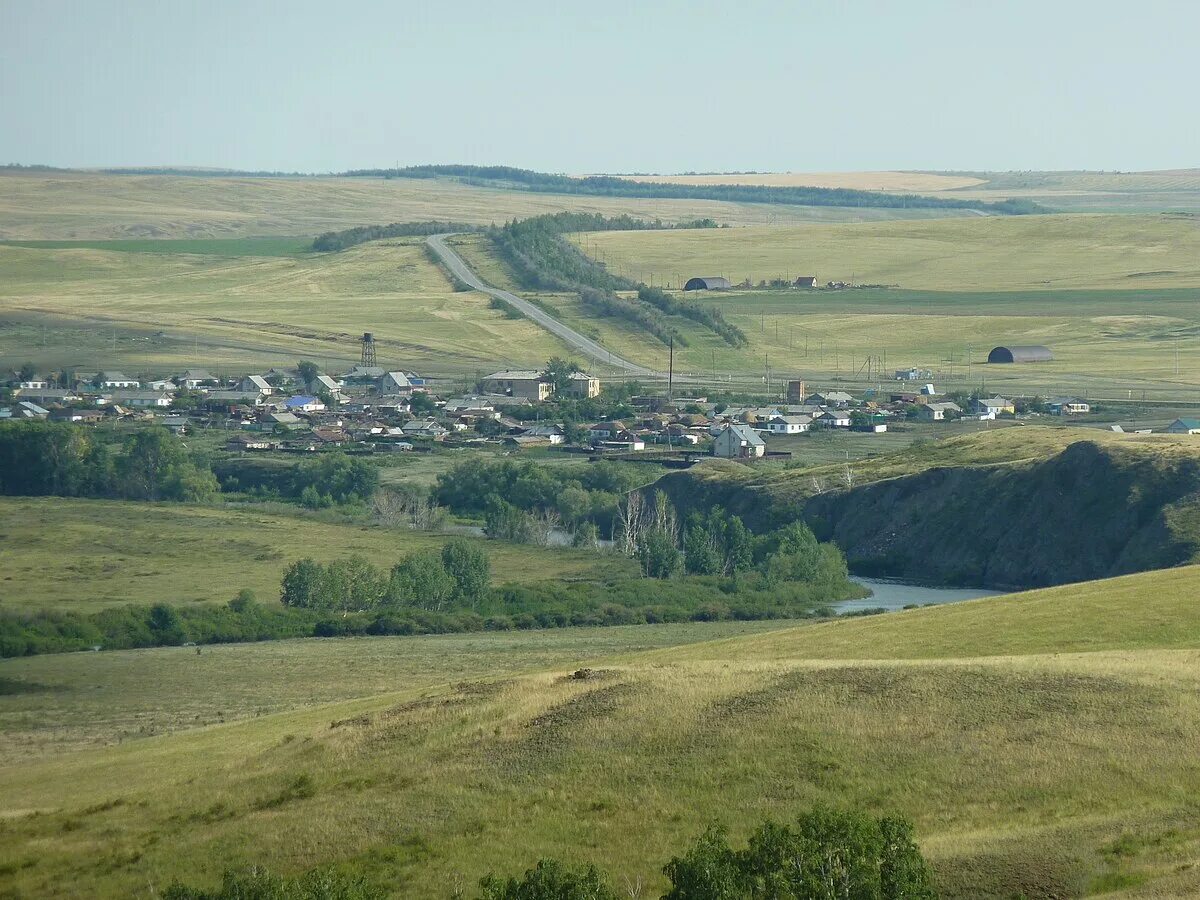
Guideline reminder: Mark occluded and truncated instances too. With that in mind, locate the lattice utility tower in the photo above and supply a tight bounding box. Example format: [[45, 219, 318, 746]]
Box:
[[359, 332, 377, 367]]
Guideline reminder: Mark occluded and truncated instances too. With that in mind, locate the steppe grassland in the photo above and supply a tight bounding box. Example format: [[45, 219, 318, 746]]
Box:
[[0, 238, 566, 372], [0, 620, 787, 760], [577, 214, 1200, 291], [0, 172, 976, 241], [0, 497, 632, 613], [2, 565, 1200, 897], [609, 171, 987, 191]]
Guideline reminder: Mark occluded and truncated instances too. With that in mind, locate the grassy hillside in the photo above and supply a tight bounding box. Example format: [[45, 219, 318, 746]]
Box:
[[579, 214, 1200, 291], [3, 567, 1200, 897], [612, 171, 987, 192], [0, 237, 569, 373], [655, 429, 1200, 588], [0, 172, 975, 241], [0, 621, 786, 761], [0, 497, 631, 613], [553, 214, 1200, 396]]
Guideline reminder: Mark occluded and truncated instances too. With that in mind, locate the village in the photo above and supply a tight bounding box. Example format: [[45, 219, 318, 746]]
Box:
[[9, 342, 1191, 467]]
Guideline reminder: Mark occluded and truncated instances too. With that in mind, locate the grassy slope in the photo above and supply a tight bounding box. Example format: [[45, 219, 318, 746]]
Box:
[[0, 172, 976, 241], [580, 214, 1200, 291], [0, 621, 788, 761], [3, 567, 1200, 897], [563, 214, 1200, 396], [0, 497, 633, 613], [0, 237, 568, 373]]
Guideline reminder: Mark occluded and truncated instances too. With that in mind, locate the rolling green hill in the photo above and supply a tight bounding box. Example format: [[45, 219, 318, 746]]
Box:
[[3, 566, 1199, 897], [654, 429, 1200, 589]]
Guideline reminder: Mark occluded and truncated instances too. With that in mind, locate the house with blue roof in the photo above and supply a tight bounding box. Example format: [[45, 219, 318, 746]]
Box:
[[284, 395, 325, 413]]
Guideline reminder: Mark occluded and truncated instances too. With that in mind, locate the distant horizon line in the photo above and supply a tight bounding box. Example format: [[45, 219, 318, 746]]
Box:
[[3, 162, 1196, 179]]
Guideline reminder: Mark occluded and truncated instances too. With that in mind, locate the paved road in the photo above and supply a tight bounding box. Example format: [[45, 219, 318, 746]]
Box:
[[426, 233, 657, 376]]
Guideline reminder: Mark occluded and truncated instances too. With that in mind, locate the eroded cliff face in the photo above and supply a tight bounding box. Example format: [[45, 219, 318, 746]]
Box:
[[655, 442, 1200, 589]]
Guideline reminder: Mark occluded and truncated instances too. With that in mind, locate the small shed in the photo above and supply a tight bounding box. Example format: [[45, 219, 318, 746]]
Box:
[[684, 276, 731, 291], [987, 345, 1053, 363]]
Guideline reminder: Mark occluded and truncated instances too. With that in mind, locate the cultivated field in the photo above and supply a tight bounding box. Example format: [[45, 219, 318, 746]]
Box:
[[601, 171, 988, 192], [0, 171, 975, 242], [559, 214, 1200, 398], [0, 497, 632, 613], [2, 565, 1199, 896], [578, 214, 1200, 291], [0, 238, 568, 374]]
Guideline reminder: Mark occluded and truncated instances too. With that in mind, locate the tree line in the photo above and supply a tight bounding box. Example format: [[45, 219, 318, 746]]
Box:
[[310, 220, 482, 252], [0, 421, 217, 502], [163, 806, 935, 899], [488, 212, 746, 349], [341, 162, 1042, 216]]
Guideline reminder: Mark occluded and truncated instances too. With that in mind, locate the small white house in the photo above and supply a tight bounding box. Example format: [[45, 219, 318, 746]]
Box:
[[108, 390, 174, 408], [713, 423, 765, 459], [99, 372, 140, 389], [764, 414, 812, 435]]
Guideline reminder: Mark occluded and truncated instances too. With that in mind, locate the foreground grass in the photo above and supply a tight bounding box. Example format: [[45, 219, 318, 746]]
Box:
[[3, 566, 1200, 897], [0, 621, 787, 761], [0, 497, 631, 613]]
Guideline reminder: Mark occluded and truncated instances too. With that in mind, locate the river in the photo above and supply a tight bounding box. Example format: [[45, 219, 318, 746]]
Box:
[[837, 578, 1003, 615]]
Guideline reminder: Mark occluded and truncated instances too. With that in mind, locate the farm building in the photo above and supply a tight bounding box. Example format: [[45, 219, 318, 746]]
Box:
[[684, 276, 731, 291], [1165, 418, 1200, 435], [987, 345, 1053, 363], [712, 423, 765, 459], [794, 276, 817, 288]]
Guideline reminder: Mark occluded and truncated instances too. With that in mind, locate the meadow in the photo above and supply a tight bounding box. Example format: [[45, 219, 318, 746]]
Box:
[[0, 237, 566, 374], [0, 497, 633, 613], [577, 214, 1200, 291], [0, 171, 972, 242], [557, 214, 1200, 398], [2, 564, 1199, 897]]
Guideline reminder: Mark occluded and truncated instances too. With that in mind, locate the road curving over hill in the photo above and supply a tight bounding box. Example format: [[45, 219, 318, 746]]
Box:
[[425, 233, 657, 376]]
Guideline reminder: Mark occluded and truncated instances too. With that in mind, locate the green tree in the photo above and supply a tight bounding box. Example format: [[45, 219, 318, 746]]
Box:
[[408, 391, 436, 415], [147, 603, 185, 645], [280, 558, 325, 608], [484, 498, 534, 543], [326, 556, 387, 610], [542, 357, 580, 396], [661, 825, 745, 900], [477, 859, 617, 900], [388, 550, 455, 610], [441, 540, 490, 605], [683, 520, 722, 576], [117, 428, 216, 501], [18, 362, 37, 383], [296, 360, 320, 389], [663, 809, 936, 900], [638, 528, 681, 579]]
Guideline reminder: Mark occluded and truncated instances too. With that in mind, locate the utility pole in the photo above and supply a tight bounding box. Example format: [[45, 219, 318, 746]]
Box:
[[667, 337, 674, 405]]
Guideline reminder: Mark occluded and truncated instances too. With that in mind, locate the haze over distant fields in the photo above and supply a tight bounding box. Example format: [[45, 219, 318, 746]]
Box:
[[2, 0, 1198, 174]]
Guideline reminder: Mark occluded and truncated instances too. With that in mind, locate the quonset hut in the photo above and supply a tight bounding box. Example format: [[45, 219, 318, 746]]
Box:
[[683, 276, 731, 291], [987, 345, 1053, 363]]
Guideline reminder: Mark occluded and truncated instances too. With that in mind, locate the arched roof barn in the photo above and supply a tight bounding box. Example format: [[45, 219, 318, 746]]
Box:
[[987, 345, 1053, 363], [683, 276, 731, 291]]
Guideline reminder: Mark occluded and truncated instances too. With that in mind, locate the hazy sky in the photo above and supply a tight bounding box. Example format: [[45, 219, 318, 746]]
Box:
[[3, 0, 1197, 173]]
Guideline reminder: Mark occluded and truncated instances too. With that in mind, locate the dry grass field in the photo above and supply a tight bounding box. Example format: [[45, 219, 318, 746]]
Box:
[[608, 171, 987, 191], [0, 171, 973, 242], [2, 565, 1199, 897], [561, 214, 1200, 398], [0, 237, 567, 373], [578, 214, 1200, 291]]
